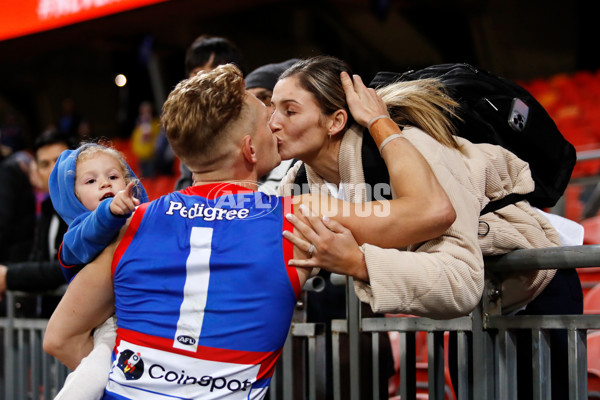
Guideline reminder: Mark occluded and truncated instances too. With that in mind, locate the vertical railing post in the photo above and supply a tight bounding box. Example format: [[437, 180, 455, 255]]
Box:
[[532, 328, 551, 400], [427, 331, 445, 399], [400, 331, 416, 400], [4, 292, 15, 400], [331, 325, 342, 400], [282, 332, 295, 400], [371, 332, 380, 399], [497, 330, 517, 400], [346, 277, 361, 400], [31, 329, 41, 400], [568, 329, 587, 400], [456, 330, 471, 400], [472, 304, 495, 400]]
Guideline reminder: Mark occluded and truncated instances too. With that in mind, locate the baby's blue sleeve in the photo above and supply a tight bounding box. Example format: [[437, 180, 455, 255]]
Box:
[[60, 199, 130, 275]]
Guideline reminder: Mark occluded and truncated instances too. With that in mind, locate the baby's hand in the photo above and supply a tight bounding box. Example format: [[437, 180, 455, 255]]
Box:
[[110, 181, 140, 216]]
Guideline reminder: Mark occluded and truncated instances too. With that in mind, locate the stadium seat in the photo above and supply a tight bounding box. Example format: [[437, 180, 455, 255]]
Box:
[[588, 331, 600, 371], [582, 216, 600, 244], [578, 267, 600, 298], [585, 284, 600, 315], [589, 368, 600, 400], [141, 175, 178, 201], [110, 137, 140, 177]]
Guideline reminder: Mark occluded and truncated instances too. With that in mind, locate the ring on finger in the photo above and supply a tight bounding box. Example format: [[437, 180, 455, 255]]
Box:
[[307, 244, 315, 258]]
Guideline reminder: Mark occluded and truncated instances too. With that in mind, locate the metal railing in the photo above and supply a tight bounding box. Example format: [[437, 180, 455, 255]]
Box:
[[0, 290, 69, 400], [270, 245, 600, 400], [2, 247, 600, 400]]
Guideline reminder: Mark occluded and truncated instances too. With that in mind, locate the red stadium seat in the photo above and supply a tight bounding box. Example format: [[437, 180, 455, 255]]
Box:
[[110, 138, 140, 177], [589, 369, 600, 399], [585, 284, 600, 315], [582, 216, 600, 244], [578, 266, 600, 298], [141, 175, 178, 201], [588, 331, 600, 372]]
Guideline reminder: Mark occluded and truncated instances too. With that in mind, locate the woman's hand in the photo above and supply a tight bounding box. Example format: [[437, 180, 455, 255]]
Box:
[[341, 71, 389, 128], [283, 205, 369, 282]]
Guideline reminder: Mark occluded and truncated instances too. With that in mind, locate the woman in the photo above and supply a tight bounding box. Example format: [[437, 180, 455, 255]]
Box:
[[272, 56, 582, 399], [273, 56, 493, 318]]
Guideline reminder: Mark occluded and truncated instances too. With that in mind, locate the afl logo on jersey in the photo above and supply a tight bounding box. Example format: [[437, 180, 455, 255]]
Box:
[[117, 349, 145, 380], [177, 335, 196, 346]]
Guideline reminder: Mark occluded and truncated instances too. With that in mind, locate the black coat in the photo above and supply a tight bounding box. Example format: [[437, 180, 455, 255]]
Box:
[[6, 196, 68, 291], [0, 156, 36, 263]]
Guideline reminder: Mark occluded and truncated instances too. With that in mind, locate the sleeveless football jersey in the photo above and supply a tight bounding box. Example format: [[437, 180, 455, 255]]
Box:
[[104, 183, 299, 399]]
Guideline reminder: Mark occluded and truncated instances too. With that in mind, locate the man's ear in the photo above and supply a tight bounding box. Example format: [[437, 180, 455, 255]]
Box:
[[327, 109, 348, 137], [241, 135, 258, 165]]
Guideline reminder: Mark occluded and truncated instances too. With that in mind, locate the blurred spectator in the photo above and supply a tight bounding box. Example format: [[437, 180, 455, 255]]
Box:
[[76, 119, 93, 142], [246, 58, 298, 113], [0, 151, 36, 263], [131, 101, 161, 178], [244, 58, 299, 193], [57, 98, 82, 140], [175, 35, 248, 190], [185, 34, 248, 77], [0, 130, 75, 316], [153, 126, 175, 176], [0, 111, 27, 157]]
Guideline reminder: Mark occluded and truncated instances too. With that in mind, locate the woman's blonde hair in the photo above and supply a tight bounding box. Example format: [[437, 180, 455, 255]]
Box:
[[280, 56, 460, 149], [376, 78, 460, 149]]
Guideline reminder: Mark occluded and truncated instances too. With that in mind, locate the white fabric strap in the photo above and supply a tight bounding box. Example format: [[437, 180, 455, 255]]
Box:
[[367, 115, 391, 129], [378, 133, 403, 153]]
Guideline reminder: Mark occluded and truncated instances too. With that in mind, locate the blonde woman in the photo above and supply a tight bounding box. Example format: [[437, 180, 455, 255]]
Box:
[[272, 56, 581, 399]]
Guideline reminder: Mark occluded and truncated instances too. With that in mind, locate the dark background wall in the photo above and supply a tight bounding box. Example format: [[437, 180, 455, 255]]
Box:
[[0, 0, 596, 145]]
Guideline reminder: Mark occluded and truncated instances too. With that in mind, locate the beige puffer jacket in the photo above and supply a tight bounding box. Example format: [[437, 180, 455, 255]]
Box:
[[279, 125, 558, 318]]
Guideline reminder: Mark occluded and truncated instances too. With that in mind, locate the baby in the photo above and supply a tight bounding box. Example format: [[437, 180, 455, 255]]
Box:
[[49, 143, 148, 399]]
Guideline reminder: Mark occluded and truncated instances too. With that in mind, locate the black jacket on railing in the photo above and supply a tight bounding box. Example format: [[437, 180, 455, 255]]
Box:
[[5, 260, 66, 292]]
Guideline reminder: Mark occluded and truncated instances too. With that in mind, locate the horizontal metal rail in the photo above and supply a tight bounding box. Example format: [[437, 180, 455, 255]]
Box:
[[485, 244, 600, 272]]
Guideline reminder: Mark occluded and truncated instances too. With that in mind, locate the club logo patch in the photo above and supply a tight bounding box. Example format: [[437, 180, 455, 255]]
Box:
[[117, 349, 144, 380]]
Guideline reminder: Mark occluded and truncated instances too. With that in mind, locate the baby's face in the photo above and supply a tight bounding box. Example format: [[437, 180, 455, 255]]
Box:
[[75, 153, 127, 211]]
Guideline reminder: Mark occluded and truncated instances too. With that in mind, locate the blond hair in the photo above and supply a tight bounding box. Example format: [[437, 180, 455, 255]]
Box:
[[76, 144, 132, 183], [74, 143, 145, 204], [281, 56, 460, 149], [376, 78, 460, 149], [161, 64, 246, 170]]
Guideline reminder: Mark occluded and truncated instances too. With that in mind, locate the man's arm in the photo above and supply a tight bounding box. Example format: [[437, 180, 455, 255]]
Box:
[[43, 239, 117, 370], [291, 128, 455, 249]]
